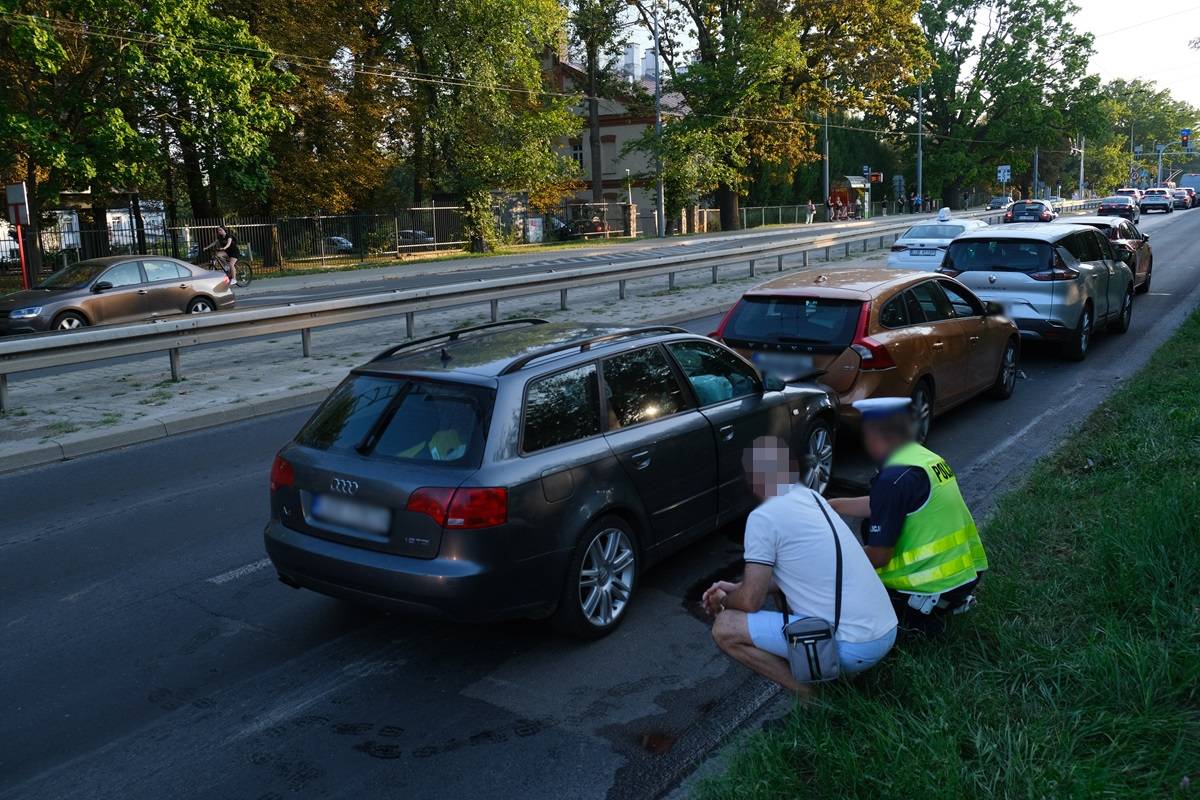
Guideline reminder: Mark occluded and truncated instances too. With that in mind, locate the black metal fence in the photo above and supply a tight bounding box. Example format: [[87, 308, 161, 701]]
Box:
[[0, 206, 470, 290]]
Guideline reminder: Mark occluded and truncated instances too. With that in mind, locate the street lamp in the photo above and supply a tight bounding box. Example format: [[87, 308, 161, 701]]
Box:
[[628, 0, 665, 238]]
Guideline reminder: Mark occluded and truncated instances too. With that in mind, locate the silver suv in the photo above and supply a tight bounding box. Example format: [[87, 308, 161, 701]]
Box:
[[939, 224, 1134, 360], [264, 320, 837, 638]]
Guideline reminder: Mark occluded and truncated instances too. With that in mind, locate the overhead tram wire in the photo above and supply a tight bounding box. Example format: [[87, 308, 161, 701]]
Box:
[[1, 9, 1091, 158]]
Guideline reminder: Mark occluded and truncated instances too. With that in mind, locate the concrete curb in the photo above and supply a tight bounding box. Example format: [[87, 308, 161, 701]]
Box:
[[0, 298, 746, 475], [0, 386, 334, 475]]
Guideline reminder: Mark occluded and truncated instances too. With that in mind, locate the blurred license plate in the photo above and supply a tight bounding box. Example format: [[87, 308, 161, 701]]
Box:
[[752, 351, 814, 378], [312, 494, 391, 534], [1018, 215, 1036, 221], [910, 249, 937, 256]]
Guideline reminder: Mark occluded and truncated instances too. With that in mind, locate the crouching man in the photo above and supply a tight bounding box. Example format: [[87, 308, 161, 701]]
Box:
[[704, 437, 898, 693]]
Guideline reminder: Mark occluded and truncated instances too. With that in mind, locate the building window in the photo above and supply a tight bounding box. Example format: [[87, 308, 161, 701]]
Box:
[[570, 139, 584, 171]]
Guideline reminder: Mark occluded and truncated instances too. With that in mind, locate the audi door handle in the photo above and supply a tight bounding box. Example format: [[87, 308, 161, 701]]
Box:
[[719, 424, 735, 441], [631, 450, 652, 470]]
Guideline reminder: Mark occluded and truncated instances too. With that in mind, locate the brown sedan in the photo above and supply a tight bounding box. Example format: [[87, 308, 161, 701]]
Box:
[[0, 256, 236, 335], [712, 268, 1020, 440]]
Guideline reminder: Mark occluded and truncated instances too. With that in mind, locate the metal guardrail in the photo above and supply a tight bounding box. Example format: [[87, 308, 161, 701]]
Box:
[[0, 201, 1098, 411]]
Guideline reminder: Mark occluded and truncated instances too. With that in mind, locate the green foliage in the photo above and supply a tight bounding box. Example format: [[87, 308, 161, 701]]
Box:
[[0, 0, 292, 215], [393, 0, 580, 250], [635, 0, 927, 224], [696, 309, 1200, 800], [910, 0, 1100, 203]]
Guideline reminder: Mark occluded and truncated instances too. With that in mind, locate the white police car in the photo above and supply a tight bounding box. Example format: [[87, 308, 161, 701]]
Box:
[[885, 208, 989, 270]]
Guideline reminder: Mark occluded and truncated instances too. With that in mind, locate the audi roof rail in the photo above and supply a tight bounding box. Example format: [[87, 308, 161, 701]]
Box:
[[369, 318, 549, 363], [498, 326, 688, 375]]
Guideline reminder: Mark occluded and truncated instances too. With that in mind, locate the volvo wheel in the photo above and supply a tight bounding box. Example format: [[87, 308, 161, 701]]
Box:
[[989, 338, 1019, 399], [911, 380, 934, 443], [801, 418, 835, 494]]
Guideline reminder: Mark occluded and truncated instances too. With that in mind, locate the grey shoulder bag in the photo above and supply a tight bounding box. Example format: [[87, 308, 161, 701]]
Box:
[[781, 492, 843, 684]]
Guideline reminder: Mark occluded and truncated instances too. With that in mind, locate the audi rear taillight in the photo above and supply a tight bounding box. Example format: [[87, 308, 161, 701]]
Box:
[[849, 302, 896, 370], [1040, 211, 1052, 220], [407, 487, 507, 529], [890, 244, 908, 252], [269, 454, 294, 491]]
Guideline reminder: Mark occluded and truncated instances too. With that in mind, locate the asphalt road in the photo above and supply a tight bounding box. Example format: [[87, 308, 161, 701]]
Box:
[[3, 208, 1199, 800]]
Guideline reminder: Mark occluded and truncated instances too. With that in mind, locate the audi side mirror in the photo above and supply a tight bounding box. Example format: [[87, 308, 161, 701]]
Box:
[[92, 281, 113, 293]]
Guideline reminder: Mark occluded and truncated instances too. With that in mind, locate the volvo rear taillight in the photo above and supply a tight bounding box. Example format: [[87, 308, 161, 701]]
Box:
[[849, 302, 896, 370], [709, 301, 740, 340], [407, 487, 508, 529], [269, 454, 294, 491]]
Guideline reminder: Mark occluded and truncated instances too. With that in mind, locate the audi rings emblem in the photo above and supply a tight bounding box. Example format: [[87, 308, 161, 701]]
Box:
[[331, 478, 360, 496]]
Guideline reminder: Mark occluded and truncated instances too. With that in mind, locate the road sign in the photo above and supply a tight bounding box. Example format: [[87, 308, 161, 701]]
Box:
[[893, 174, 905, 197], [997, 164, 1011, 183], [862, 164, 870, 177], [4, 182, 30, 290], [5, 182, 28, 226], [1135, 145, 1143, 155], [868, 172, 883, 184]]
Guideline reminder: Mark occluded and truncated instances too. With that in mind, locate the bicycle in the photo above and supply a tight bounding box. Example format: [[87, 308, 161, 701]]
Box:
[[199, 250, 253, 288]]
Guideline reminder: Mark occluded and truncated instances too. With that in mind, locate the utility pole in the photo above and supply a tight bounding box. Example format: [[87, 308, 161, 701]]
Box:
[[651, 6, 664, 238], [629, 0, 665, 237], [1032, 146, 1039, 199], [916, 85, 923, 202], [1077, 135, 1085, 199], [822, 78, 830, 204]]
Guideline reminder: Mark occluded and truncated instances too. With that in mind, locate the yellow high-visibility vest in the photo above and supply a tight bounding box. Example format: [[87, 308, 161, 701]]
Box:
[[876, 443, 989, 593]]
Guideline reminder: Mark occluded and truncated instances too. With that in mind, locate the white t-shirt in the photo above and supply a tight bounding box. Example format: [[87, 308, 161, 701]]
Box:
[[743, 487, 897, 644]]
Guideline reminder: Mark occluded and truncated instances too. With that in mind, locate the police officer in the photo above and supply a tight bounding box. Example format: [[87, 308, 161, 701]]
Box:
[[828, 397, 989, 636]]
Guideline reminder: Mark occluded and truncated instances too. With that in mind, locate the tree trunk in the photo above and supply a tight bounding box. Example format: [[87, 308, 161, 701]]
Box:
[[717, 183, 740, 231], [178, 129, 213, 219], [23, 162, 43, 278], [131, 193, 148, 253], [941, 179, 964, 210], [84, 195, 110, 260], [587, 43, 603, 202], [160, 121, 181, 258]]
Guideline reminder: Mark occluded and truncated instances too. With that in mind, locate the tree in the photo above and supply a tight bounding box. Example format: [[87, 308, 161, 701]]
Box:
[[569, 0, 632, 202], [907, 0, 1100, 206], [0, 0, 291, 254], [630, 0, 927, 229], [391, 0, 580, 251]]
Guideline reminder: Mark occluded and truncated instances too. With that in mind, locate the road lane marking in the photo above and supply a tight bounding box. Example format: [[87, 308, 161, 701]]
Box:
[[205, 558, 271, 585], [968, 376, 1086, 471]]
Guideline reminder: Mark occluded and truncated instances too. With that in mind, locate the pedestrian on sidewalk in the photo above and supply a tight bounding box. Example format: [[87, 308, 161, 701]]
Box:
[[806, 199, 816, 224], [827, 398, 989, 638], [704, 437, 898, 693]]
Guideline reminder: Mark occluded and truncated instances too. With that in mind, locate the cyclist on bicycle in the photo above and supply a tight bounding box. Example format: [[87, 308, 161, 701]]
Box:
[[204, 226, 240, 286]]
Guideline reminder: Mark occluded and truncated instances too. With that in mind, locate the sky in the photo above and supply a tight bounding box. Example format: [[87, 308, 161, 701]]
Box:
[[1073, 0, 1200, 106]]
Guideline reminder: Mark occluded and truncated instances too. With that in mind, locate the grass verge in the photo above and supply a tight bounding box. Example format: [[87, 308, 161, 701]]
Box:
[[696, 310, 1200, 799]]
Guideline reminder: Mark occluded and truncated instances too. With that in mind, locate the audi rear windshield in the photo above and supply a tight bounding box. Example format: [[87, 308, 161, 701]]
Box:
[[722, 296, 861, 347], [944, 239, 1053, 273], [297, 374, 493, 467]]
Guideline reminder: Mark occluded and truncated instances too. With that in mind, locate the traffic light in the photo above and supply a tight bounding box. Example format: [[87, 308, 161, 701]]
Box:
[[1183, 129, 1192, 152]]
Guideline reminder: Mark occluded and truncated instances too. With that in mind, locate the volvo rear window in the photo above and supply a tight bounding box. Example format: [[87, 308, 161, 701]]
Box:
[[297, 374, 493, 466], [944, 239, 1053, 273], [722, 296, 861, 347]]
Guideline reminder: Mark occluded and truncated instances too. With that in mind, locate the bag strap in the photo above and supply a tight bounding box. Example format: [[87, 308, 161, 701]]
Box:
[[811, 491, 844, 633]]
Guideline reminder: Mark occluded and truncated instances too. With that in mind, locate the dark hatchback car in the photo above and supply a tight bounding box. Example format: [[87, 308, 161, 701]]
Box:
[[1071, 216, 1154, 293], [1002, 200, 1056, 223], [1096, 195, 1140, 222], [0, 256, 235, 334], [265, 320, 837, 637]]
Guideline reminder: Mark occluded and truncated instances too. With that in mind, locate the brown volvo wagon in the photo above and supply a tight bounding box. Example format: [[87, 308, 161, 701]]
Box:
[[712, 268, 1020, 440]]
